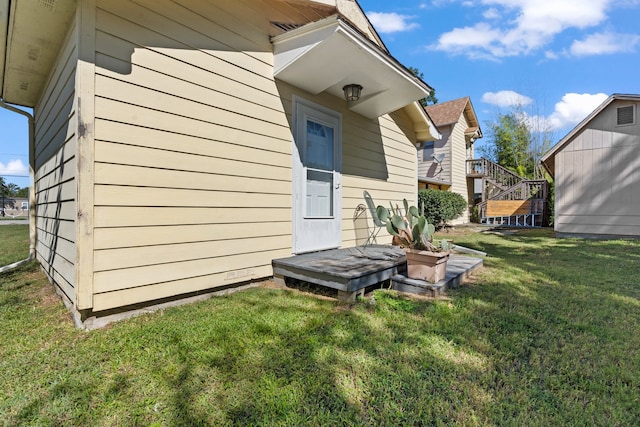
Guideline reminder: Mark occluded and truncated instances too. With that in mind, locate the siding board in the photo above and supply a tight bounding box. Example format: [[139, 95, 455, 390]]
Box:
[[92, 264, 275, 311], [94, 235, 290, 271], [94, 185, 291, 208], [93, 250, 289, 294], [34, 17, 79, 300], [96, 0, 273, 78], [94, 222, 291, 249], [94, 141, 289, 181], [95, 97, 289, 144], [94, 163, 291, 194], [36, 217, 76, 243], [94, 119, 291, 160], [94, 206, 290, 227], [94, 75, 289, 139], [94, 7, 277, 93]]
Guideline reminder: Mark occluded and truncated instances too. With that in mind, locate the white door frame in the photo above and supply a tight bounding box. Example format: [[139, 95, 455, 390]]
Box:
[[292, 96, 342, 254]]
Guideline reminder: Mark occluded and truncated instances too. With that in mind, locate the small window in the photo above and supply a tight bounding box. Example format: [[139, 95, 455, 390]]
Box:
[[422, 141, 434, 161], [617, 105, 635, 126], [21, 202, 28, 209]]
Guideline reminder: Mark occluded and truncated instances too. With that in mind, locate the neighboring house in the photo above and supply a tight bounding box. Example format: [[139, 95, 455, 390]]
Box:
[[1, 196, 28, 217], [420, 97, 482, 224], [542, 93, 640, 237], [0, 0, 439, 327]]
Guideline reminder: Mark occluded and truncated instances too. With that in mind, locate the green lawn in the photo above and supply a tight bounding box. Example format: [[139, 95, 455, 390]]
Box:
[[0, 224, 30, 265], [1, 227, 639, 426]]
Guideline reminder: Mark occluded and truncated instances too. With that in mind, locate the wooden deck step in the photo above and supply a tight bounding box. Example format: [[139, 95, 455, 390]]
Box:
[[272, 248, 483, 302], [391, 255, 484, 297], [272, 245, 407, 301]]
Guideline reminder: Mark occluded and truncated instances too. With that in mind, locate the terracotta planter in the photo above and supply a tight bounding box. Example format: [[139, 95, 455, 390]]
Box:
[[404, 248, 450, 283]]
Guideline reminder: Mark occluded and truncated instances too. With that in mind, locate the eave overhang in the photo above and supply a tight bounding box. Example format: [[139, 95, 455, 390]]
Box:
[[272, 15, 433, 120], [1, 0, 76, 107], [0, 0, 9, 98], [465, 126, 482, 142], [418, 176, 451, 187], [405, 102, 441, 142]]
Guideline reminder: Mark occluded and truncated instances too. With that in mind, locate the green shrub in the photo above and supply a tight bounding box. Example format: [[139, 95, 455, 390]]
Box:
[[418, 189, 466, 226]]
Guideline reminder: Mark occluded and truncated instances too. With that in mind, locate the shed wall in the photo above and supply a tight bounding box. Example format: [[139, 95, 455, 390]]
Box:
[[33, 18, 78, 303], [555, 99, 640, 236]]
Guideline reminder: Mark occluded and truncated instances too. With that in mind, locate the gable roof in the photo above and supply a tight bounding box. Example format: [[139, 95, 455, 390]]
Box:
[[424, 96, 482, 139], [541, 93, 640, 177], [425, 97, 468, 126]]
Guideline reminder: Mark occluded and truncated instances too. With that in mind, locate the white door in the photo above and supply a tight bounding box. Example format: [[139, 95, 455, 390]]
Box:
[[292, 97, 342, 254]]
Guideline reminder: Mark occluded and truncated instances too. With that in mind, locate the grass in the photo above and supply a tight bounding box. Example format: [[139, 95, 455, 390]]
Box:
[[1, 226, 640, 425], [0, 224, 30, 265]]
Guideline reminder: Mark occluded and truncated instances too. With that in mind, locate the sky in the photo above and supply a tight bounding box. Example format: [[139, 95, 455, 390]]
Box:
[[1, 0, 639, 188], [0, 105, 30, 188], [359, 0, 640, 151]]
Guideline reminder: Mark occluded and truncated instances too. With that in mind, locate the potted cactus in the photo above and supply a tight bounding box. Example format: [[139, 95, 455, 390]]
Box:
[[376, 199, 452, 283]]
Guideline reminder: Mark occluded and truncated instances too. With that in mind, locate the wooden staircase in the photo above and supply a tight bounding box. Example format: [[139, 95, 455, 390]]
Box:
[[467, 158, 549, 227]]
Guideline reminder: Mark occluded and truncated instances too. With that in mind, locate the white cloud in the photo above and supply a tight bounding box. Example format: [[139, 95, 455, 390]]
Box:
[[0, 159, 29, 176], [430, 0, 615, 58], [544, 50, 559, 59], [547, 93, 608, 130], [432, 23, 505, 59], [481, 92, 609, 132], [366, 12, 420, 34], [570, 32, 640, 56], [482, 8, 500, 19], [482, 90, 534, 107]]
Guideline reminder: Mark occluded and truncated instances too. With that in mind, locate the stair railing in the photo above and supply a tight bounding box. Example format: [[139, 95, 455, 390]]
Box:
[[466, 158, 525, 189]]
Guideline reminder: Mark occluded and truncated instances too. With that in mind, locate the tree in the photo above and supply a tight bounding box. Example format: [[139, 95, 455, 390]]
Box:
[[481, 106, 553, 178], [408, 67, 438, 106], [5, 183, 20, 196], [15, 186, 28, 198]]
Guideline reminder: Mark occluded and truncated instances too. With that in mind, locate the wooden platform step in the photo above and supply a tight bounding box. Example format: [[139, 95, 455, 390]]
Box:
[[391, 255, 484, 297]]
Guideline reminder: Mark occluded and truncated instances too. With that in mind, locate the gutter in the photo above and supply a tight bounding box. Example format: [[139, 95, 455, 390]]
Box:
[[0, 97, 36, 271]]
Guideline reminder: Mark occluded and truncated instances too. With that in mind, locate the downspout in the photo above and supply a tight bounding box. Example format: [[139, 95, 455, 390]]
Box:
[[0, 98, 36, 273]]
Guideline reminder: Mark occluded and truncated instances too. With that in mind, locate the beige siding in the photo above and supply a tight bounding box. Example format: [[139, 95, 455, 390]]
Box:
[[555, 100, 640, 236], [416, 112, 472, 224], [33, 19, 79, 303], [91, 0, 296, 310], [449, 114, 471, 224], [417, 126, 451, 182], [343, 108, 419, 246], [33, 0, 425, 313]]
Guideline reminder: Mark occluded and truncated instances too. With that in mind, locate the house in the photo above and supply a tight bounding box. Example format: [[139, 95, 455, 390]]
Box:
[[1, 196, 29, 217], [419, 97, 482, 224], [541, 93, 640, 237], [0, 0, 439, 327]]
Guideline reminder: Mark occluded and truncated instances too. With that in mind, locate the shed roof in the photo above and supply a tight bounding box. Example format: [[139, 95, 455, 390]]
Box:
[[541, 93, 640, 177]]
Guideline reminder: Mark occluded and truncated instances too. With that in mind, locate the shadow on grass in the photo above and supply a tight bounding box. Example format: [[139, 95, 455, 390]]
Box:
[[2, 231, 640, 425]]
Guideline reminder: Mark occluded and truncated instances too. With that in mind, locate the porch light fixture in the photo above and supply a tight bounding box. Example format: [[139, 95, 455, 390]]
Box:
[[342, 84, 363, 102]]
